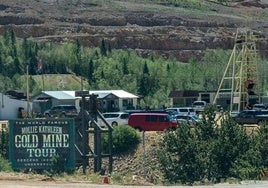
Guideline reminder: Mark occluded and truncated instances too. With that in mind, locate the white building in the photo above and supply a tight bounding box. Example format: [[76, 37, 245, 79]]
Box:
[[0, 92, 30, 120], [32, 90, 139, 114]]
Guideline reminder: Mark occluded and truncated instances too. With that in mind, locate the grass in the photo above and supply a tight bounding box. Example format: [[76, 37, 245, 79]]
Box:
[[31, 74, 89, 92], [111, 0, 218, 15], [143, 0, 215, 11]]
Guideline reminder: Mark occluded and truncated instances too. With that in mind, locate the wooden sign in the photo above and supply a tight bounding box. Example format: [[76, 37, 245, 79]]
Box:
[[9, 119, 75, 170]]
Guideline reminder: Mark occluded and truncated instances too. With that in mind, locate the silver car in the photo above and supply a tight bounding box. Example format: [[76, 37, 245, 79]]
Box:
[[175, 114, 201, 126], [102, 112, 129, 126]]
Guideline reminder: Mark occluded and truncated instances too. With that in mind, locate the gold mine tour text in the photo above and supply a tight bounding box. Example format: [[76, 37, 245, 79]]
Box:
[[15, 133, 69, 157]]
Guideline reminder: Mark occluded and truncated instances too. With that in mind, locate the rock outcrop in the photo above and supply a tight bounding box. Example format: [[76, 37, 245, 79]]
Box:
[[0, 0, 267, 62]]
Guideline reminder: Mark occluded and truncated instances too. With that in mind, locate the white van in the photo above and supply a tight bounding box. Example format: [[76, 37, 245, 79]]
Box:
[[192, 101, 207, 113], [166, 107, 196, 116]]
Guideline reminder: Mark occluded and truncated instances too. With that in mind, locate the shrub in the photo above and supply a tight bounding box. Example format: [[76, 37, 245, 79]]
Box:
[[0, 130, 9, 159], [0, 155, 12, 172], [158, 107, 263, 184], [158, 123, 202, 184], [103, 125, 141, 154]]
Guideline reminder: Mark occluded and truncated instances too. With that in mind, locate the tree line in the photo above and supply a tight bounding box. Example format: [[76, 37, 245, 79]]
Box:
[[158, 106, 268, 184], [0, 29, 268, 109]]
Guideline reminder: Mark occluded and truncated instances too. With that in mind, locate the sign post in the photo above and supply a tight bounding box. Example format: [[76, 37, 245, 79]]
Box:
[[9, 118, 75, 170]]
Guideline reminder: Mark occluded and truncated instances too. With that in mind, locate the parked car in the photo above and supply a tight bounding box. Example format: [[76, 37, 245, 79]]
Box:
[[44, 105, 78, 118], [165, 107, 196, 116], [128, 113, 178, 131], [216, 105, 224, 112], [175, 114, 201, 126], [231, 110, 268, 125], [126, 109, 173, 116], [192, 101, 207, 114], [252, 103, 268, 110], [102, 112, 129, 126]]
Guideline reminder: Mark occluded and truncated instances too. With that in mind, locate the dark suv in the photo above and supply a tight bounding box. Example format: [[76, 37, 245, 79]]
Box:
[[231, 110, 268, 125], [44, 105, 78, 118]]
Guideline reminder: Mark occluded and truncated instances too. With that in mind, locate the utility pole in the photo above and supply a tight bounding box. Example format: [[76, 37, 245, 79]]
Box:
[[26, 63, 30, 117], [81, 76, 83, 90]]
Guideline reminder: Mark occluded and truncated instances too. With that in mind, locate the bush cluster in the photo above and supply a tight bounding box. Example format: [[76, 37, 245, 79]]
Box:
[[158, 105, 268, 184], [0, 130, 9, 159], [0, 130, 11, 172], [102, 125, 141, 154]]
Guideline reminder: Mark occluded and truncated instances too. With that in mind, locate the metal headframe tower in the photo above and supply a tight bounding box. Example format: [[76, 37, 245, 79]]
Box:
[[213, 28, 259, 113]]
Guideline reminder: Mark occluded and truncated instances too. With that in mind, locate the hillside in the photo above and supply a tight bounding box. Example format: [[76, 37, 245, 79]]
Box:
[[0, 0, 267, 62], [1, 0, 268, 185], [31, 74, 89, 91]]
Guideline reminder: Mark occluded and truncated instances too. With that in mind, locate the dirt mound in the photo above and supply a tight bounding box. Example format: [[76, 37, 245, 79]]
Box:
[[112, 131, 164, 184]]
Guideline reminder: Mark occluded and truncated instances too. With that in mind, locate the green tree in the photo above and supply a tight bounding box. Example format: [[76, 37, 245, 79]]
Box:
[[122, 58, 129, 75], [166, 64, 170, 72], [211, 115, 250, 181], [88, 59, 94, 84], [22, 37, 30, 60], [142, 61, 149, 75], [158, 124, 203, 184], [0, 130, 9, 159], [137, 62, 151, 97], [137, 77, 147, 97], [158, 109, 260, 184], [107, 42, 112, 53], [258, 124, 268, 167], [100, 38, 107, 56], [230, 133, 262, 180], [74, 39, 82, 76], [10, 29, 17, 58]]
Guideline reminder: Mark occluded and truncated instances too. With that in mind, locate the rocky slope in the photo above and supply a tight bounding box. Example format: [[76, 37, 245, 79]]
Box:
[[0, 0, 267, 62], [111, 131, 164, 185]]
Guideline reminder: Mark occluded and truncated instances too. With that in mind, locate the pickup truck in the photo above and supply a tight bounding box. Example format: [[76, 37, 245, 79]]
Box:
[[231, 110, 268, 125]]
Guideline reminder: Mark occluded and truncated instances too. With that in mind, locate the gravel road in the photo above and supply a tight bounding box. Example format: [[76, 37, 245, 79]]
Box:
[[1, 180, 268, 188]]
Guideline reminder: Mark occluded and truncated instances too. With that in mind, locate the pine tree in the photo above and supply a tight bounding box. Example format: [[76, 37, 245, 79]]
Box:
[[137, 77, 147, 97], [10, 29, 17, 58], [88, 59, 94, 84], [74, 39, 82, 76], [166, 64, 170, 72], [107, 42, 112, 53], [101, 70, 105, 79], [75, 39, 81, 62], [138, 62, 150, 97], [122, 58, 129, 75], [100, 38, 107, 56], [22, 37, 30, 60], [143, 61, 149, 75]]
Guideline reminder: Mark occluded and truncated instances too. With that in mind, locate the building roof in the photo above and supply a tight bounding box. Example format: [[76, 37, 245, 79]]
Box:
[[42, 90, 139, 100], [168, 90, 199, 98], [5, 90, 27, 100], [89, 90, 139, 99], [43, 91, 76, 100]]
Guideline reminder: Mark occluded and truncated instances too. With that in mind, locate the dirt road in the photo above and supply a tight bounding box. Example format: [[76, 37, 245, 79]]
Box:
[[1, 180, 268, 188]]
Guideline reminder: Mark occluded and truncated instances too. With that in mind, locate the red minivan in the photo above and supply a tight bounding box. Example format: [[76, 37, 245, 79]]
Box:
[[128, 113, 178, 131]]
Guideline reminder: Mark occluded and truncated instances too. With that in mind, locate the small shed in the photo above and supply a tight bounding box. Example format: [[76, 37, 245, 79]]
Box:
[[31, 91, 78, 114], [168, 90, 199, 107]]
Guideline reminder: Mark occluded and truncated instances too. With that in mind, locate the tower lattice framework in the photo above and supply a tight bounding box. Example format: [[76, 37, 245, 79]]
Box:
[[213, 28, 259, 113]]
